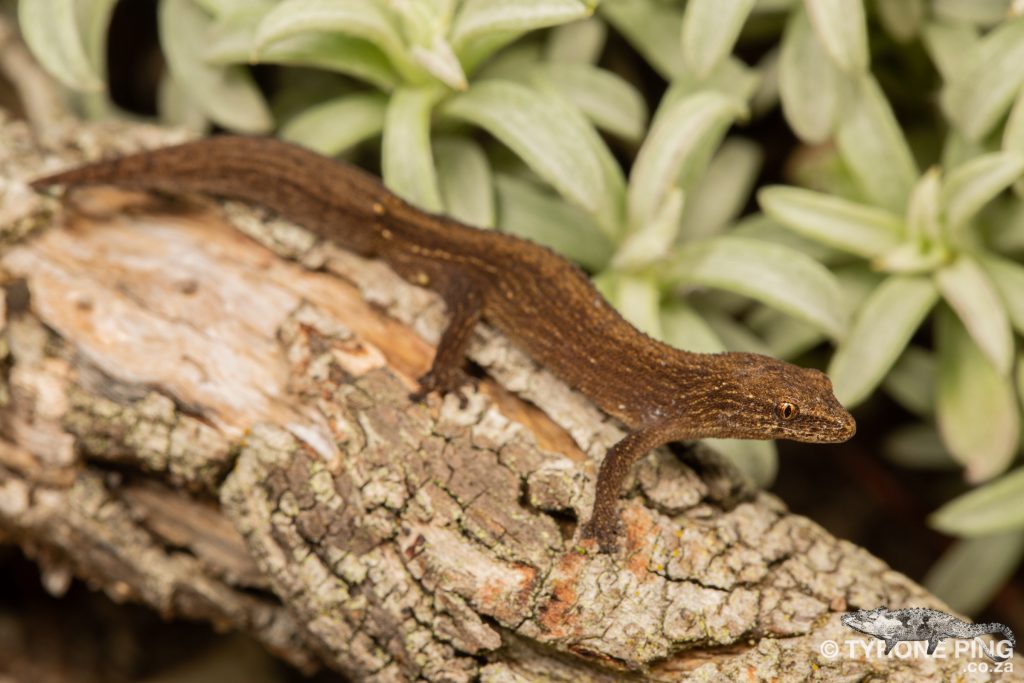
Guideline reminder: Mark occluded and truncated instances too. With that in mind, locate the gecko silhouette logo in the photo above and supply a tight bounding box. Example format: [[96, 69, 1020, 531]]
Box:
[[840, 607, 1015, 662]]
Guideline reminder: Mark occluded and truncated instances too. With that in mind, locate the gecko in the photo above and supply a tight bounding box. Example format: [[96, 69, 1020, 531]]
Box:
[[30, 136, 856, 551], [842, 607, 1016, 662]]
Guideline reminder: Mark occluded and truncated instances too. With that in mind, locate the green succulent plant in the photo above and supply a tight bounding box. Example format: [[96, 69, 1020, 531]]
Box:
[[14, 0, 1024, 615]]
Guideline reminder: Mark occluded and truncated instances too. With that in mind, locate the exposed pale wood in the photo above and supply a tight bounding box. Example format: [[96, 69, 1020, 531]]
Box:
[[0, 116, 1019, 682]]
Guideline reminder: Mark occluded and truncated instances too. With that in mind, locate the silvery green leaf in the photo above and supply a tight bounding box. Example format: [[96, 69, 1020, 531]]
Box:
[[410, 36, 466, 90], [804, 0, 869, 72], [836, 74, 919, 213], [531, 63, 648, 142], [280, 91, 387, 155], [936, 256, 1014, 375], [494, 174, 612, 270], [930, 468, 1024, 535], [545, 16, 607, 64], [828, 276, 938, 407], [156, 72, 209, 132], [382, 87, 443, 212], [613, 189, 684, 269], [883, 346, 936, 417], [254, 0, 418, 80], [758, 186, 903, 258], [441, 79, 625, 237], [194, 0, 273, 16], [905, 167, 942, 243], [883, 424, 956, 470], [747, 306, 823, 358], [679, 138, 762, 241], [732, 214, 847, 264], [451, 0, 593, 67], [19, 0, 107, 91], [660, 302, 725, 353], [204, 10, 400, 88], [661, 57, 761, 109], [874, 0, 924, 42], [704, 439, 778, 488], [750, 47, 780, 117], [435, 136, 495, 228], [936, 308, 1020, 482], [681, 0, 756, 79], [778, 9, 839, 143], [932, 0, 1014, 27], [471, 40, 543, 82], [942, 151, 1024, 232], [924, 532, 1024, 616], [595, 272, 662, 338], [941, 16, 1024, 142], [1003, 88, 1024, 158], [872, 240, 952, 275], [628, 92, 745, 232], [702, 310, 774, 355], [81, 0, 117, 75], [662, 235, 849, 338], [755, 0, 798, 9], [160, 0, 272, 133], [599, 0, 683, 79], [922, 20, 979, 82], [981, 256, 1024, 337]]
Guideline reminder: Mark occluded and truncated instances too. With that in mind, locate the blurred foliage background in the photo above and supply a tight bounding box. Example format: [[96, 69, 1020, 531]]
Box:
[[3, 0, 1023, 673]]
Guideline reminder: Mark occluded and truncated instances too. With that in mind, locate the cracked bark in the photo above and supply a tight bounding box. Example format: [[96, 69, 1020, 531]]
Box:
[[0, 116, 1019, 683]]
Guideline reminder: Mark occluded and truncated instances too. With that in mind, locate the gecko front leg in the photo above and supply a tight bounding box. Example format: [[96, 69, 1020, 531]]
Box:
[[410, 280, 484, 406], [581, 420, 680, 551]]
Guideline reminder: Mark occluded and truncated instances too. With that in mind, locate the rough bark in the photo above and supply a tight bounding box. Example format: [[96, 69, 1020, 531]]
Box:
[[0, 114, 1019, 682]]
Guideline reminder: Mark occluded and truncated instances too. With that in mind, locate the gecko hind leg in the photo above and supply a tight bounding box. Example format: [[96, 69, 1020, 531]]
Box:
[[410, 283, 483, 407]]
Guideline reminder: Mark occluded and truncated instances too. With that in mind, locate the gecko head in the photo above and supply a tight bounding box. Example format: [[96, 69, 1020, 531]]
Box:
[[705, 353, 856, 443], [842, 608, 898, 637]]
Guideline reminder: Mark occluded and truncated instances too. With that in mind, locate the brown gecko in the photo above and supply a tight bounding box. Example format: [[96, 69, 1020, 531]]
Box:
[[30, 136, 856, 551]]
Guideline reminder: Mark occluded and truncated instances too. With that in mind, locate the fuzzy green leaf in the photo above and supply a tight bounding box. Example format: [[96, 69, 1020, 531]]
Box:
[[836, 74, 919, 212], [874, 0, 924, 42], [936, 256, 1014, 375], [662, 235, 849, 338], [280, 91, 387, 156], [778, 9, 840, 144], [804, 0, 869, 72], [613, 189, 684, 269], [942, 16, 1024, 142], [1003, 88, 1024, 162], [628, 92, 745, 232], [828, 276, 938, 407], [922, 21, 979, 83], [883, 346, 936, 417], [435, 136, 495, 228], [883, 424, 955, 470], [545, 16, 606, 64], [160, 0, 272, 133], [599, 0, 683, 79], [451, 0, 592, 48], [531, 63, 648, 142], [933, 0, 1015, 27], [441, 79, 625, 236], [661, 302, 726, 354], [905, 167, 942, 243], [382, 87, 443, 212], [936, 308, 1020, 482], [254, 0, 417, 81], [758, 186, 903, 258], [494, 174, 612, 270], [942, 151, 1024, 231], [924, 532, 1024, 616], [19, 0, 107, 91], [930, 468, 1024, 535], [681, 0, 756, 79], [596, 273, 662, 338], [705, 439, 778, 488], [679, 138, 763, 241], [982, 256, 1024, 337]]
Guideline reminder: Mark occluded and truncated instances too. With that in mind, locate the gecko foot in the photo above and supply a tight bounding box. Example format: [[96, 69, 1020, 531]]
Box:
[[410, 367, 477, 408], [580, 518, 620, 554]]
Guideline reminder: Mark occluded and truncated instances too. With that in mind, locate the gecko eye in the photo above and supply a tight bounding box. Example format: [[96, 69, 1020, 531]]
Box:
[[776, 401, 799, 420]]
